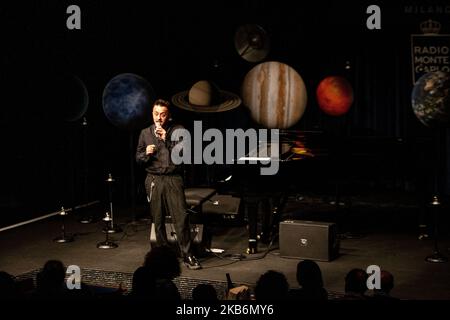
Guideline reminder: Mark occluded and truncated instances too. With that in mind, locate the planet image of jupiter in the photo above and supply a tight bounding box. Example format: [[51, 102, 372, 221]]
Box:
[[241, 61, 307, 129]]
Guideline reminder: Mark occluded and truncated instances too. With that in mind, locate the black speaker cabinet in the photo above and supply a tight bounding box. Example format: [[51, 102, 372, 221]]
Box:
[[279, 220, 339, 261]]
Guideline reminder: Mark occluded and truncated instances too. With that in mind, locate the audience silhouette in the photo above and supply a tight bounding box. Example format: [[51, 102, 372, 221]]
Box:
[[288, 260, 328, 300], [192, 283, 219, 302], [130, 266, 156, 299], [372, 270, 398, 300], [143, 245, 181, 301], [341, 268, 369, 300], [2, 253, 402, 302], [0, 271, 18, 299], [33, 260, 69, 299], [254, 270, 289, 301]]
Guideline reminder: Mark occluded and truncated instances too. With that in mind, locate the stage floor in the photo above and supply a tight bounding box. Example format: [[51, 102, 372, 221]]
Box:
[[1, 194, 450, 300]]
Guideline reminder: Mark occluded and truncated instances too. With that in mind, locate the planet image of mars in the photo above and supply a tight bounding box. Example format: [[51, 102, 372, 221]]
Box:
[[411, 71, 450, 127], [316, 76, 353, 116], [241, 61, 307, 129], [103, 73, 155, 130]]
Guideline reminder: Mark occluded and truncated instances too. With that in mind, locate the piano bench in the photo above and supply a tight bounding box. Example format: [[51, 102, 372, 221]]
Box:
[[184, 188, 217, 214]]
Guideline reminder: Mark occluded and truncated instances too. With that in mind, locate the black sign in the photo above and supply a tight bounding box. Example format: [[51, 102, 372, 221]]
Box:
[[411, 34, 450, 84]]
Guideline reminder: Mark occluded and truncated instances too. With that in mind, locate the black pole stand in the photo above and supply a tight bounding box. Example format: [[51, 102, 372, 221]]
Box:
[[54, 207, 74, 243], [129, 133, 137, 222], [97, 212, 118, 249], [103, 173, 122, 234], [425, 197, 448, 263], [425, 127, 448, 263], [78, 117, 96, 224]]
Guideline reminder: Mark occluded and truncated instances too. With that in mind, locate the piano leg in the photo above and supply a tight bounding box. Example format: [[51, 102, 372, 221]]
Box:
[[260, 199, 271, 244], [242, 192, 290, 253], [244, 196, 260, 254], [260, 193, 288, 244]]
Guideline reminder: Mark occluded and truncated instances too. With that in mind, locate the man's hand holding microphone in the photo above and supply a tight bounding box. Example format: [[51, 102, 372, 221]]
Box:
[[154, 121, 166, 141], [146, 121, 167, 156]]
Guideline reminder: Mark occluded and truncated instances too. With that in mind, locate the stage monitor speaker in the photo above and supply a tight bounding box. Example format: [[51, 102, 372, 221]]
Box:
[[202, 194, 241, 225], [279, 220, 339, 261], [202, 194, 241, 216]]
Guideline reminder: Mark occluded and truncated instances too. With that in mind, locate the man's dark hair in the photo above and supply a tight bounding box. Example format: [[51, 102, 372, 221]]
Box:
[[153, 99, 170, 108], [297, 259, 324, 288], [131, 266, 156, 298], [144, 246, 180, 280], [380, 270, 394, 293], [345, 268, 368, 294], [0, 271, 17, 298], [254, 270, 289, 300], [192, 284, 218, 301]]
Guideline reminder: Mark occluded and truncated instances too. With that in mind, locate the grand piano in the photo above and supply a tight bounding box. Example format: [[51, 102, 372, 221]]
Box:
[[225, 130, 330, 253], [222, 130, 427, 254]]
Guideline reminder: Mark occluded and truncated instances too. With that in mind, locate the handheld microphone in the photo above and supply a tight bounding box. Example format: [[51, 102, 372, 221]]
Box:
[[155, 122, 162, 139]]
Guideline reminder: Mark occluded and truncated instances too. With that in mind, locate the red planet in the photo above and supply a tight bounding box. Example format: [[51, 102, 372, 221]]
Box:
[[316, 76, 354, 116]]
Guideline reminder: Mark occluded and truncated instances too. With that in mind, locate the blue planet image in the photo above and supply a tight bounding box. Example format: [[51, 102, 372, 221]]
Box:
[[412, 71, 450, 128], [103, 73, 155, 130]]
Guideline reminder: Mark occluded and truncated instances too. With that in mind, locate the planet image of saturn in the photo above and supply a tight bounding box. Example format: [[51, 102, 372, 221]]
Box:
[[316, 76, 353, 116], [241, 61, 308, 129], [172, 80, 241, 113]]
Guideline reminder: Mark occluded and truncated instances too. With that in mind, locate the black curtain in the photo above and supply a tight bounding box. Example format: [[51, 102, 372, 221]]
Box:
[[1, 0, 448, 226]]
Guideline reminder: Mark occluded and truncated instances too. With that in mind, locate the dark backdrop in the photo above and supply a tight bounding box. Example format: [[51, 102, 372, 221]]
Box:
[[0, 0, 449, 225]]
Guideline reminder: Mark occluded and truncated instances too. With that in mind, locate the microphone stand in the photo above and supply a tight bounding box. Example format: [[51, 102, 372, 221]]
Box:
[[103, 173, 122, 234], [54, 207, 74, 243], [97, 212, 118, 249]]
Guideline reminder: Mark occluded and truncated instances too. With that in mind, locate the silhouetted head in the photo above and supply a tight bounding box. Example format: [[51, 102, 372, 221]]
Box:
[[0, 271, 17, 298], [379, 270, 394, 293], [254, 270, 289, 300], [131, 266, 156, 298], [37, 260, 66, 291], [192, 283, 218, 301], [144, 246, 180, 280], [345, 268, 368, 295], [297, 260, 324, 288]]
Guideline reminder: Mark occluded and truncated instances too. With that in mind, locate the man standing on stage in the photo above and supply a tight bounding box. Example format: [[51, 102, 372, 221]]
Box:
[[136, 99, 201, 270]]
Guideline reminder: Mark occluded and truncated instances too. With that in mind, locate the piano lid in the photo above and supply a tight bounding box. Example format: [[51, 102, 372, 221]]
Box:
[[238, 141, 291, 162], [237, 130, 327, 162]]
